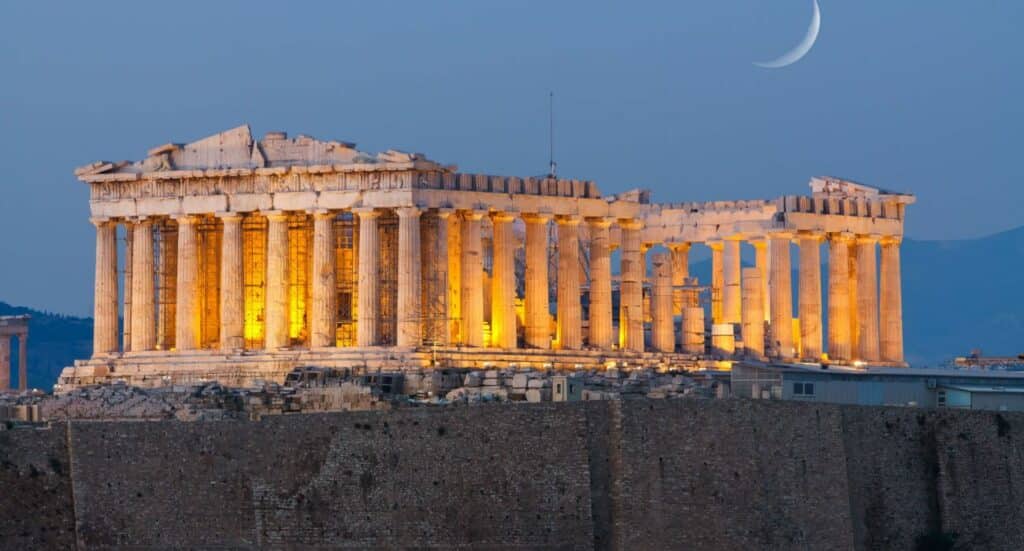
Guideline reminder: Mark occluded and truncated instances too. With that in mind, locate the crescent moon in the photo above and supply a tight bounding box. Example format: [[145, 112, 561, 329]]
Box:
[[754, 0, 821, 69]]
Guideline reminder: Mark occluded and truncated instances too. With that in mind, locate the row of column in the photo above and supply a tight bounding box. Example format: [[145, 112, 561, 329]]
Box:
[[703, 231, 903, 363]]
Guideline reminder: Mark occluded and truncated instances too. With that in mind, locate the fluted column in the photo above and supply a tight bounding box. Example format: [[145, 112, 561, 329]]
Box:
[[490, 212, 517, 349], [91, 218, 119, 356], [156, 222, 177, 351], [122, 224, 133, 352], [588, 217, 613, 349], [174, 215, 200, 351], [356, 208, 381, 347], [217, 213, 245, 350], [722, 238, 742, 324], [446, 214, 462, 345], [17, 334, 26, 390], [751, 238, 770, 322], [130, 218, 156, 352], [396, 207, 423, 347], [798, 232, 824, 360], [651, 253, 674, 353], [556, 216, 582, 350], [880, 236, 904, 363], [668, 242, 690, 317], [460, 211, 485, 347], [0, 339, 8, 390], [708, 240, 724, 323], [524, 214, 552, 349], [741, 267, 764, 357], [425, 210, 451, 346], [768, 232, 794, 359], [620, 219, 644, 352], [264, 211, 290, 350], [827, 233, 853, 361], [309, 210, 337, 348], [856, 235, 880, 362]]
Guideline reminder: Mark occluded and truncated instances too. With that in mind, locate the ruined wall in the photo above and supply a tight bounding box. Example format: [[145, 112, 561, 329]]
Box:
[[1, 400, 1023, 550]]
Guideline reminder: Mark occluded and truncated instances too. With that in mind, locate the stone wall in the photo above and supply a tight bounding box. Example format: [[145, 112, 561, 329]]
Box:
[[2, 400, 1023, 549]]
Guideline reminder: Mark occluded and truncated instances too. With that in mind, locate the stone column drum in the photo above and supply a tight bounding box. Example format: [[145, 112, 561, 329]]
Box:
[[310, 210, 337, 348], [396, 207, 422, 348], [827, 233, 853, 361], [880, 236, 904, 363], [798, 232, 824, 360], [460, 211, 485, 347], [722, 238, 742, 325], [751, 237, 770, 322], [741, 267, 764, 358], [91, 218, 119, 356], [356, 208, 381, 347], [708, 240, 724, 324], [174, 215, 201, 351], [264, 212, 290, 350], [130, 218, 156, 352], [122, 224, 133, 353], [490, 212, 517, 349], [619, 219, 644, 352], [523, 214, 551, 349], [587, 218, 613, 349], [218, 213, 245, 350], [650, 253, 674, 353], [856, 235, 881, 361], [446, 214, 462, 345], [556, 216, 582, 350], [768, 233, 794, 359], [668, 242, 690, 317]]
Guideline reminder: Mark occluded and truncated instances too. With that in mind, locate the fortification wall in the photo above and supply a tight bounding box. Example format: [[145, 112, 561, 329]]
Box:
[[1, 400, 1022, 550]]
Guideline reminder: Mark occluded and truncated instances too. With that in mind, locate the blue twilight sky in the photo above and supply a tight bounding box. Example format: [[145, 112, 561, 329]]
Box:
[[0, 1, 1021, 315]]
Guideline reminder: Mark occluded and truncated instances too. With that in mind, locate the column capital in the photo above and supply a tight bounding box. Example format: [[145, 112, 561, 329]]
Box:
[[395, 206, 422, 219], [460, 209, 487, 221], [827, 231, 855, 243], [522, 212, 553, 224], [585, 216, 614, 229], [706, 239, 724, 250], [489, 211, 517, 223], [796, 230, 826, 242], [214, 211, 244, 222], [307, 208, 336, 220], [856, 234, 882, 245], [555, 215, 581, 226], [665, 241, 691, 251], [724, 234, 746, 242], [435, 207, 455, 220], [131, 215, 154, 224], [89, 216, 113, 227], [172, 214, 200, 225], [767, 230, 794, 241], [617, 218, 643, 230], [352, 207, 381, 219], [747, 236, 768, 248], [262, 210, 289, 222], [879, 235, 902, 246]]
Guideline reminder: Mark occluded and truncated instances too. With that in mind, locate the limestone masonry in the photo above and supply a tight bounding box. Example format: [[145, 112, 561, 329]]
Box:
[[2, 400, 1022, 549], [60, 125, 915, 389]]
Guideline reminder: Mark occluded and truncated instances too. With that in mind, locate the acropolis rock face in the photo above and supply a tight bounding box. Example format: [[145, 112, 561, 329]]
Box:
[[60, 125, 915, 389]]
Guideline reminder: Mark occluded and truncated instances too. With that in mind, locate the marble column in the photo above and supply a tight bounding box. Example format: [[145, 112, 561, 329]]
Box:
[[424, 210, 451, 346], [17, 334, 26, 390], [356, 208, 381, 347], [751, 238, 770, 322], [490, 212, 517, 349], [880, 236, 904, 363], [798, 232, 824, 360], [856, 235, 881, 362], [130, 218, 156, 352], [619, 219, 644, 352], [708, 240, 724, 323], [0, 339, 8, 390], [651, 252, 674, 353], [174, 215, 200, 351], [668, 242, 690, 317], [396, 207, 422, 347], [91, 218, 119, 356], [524, 214, 552, 349], [722, 238, 742, 324], [218, 213, 245, 350], [446, 213, 462, 345], [587, 217, 613, 349], [156, 222, 177, 351], [741, 267, 764, 357], [310, 210, 337, 348], [556, 216, 582, 350], [768, 233, 793, 359], [827, 233, 853, 361], [460, 211, 485, 347], [122, 224, 133, 352], [264, 211, 290, 350]]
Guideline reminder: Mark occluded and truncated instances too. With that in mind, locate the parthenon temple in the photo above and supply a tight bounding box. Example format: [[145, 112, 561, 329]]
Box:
[[59, 125, 914, 388]]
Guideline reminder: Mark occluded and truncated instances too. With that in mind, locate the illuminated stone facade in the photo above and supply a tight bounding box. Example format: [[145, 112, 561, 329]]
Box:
[[59, 126, 914, 388]]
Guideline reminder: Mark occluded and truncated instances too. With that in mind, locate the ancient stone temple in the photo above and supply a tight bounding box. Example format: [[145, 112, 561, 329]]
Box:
[[58, 125, 914, 388]]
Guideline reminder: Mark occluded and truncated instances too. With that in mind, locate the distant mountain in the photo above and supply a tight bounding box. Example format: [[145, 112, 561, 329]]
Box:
[[5, 226, 1023, 389], [0, 302, 92, 390]]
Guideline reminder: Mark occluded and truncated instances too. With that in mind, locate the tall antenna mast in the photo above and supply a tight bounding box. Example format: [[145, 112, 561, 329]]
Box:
[[548, 91, 557, 178]]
